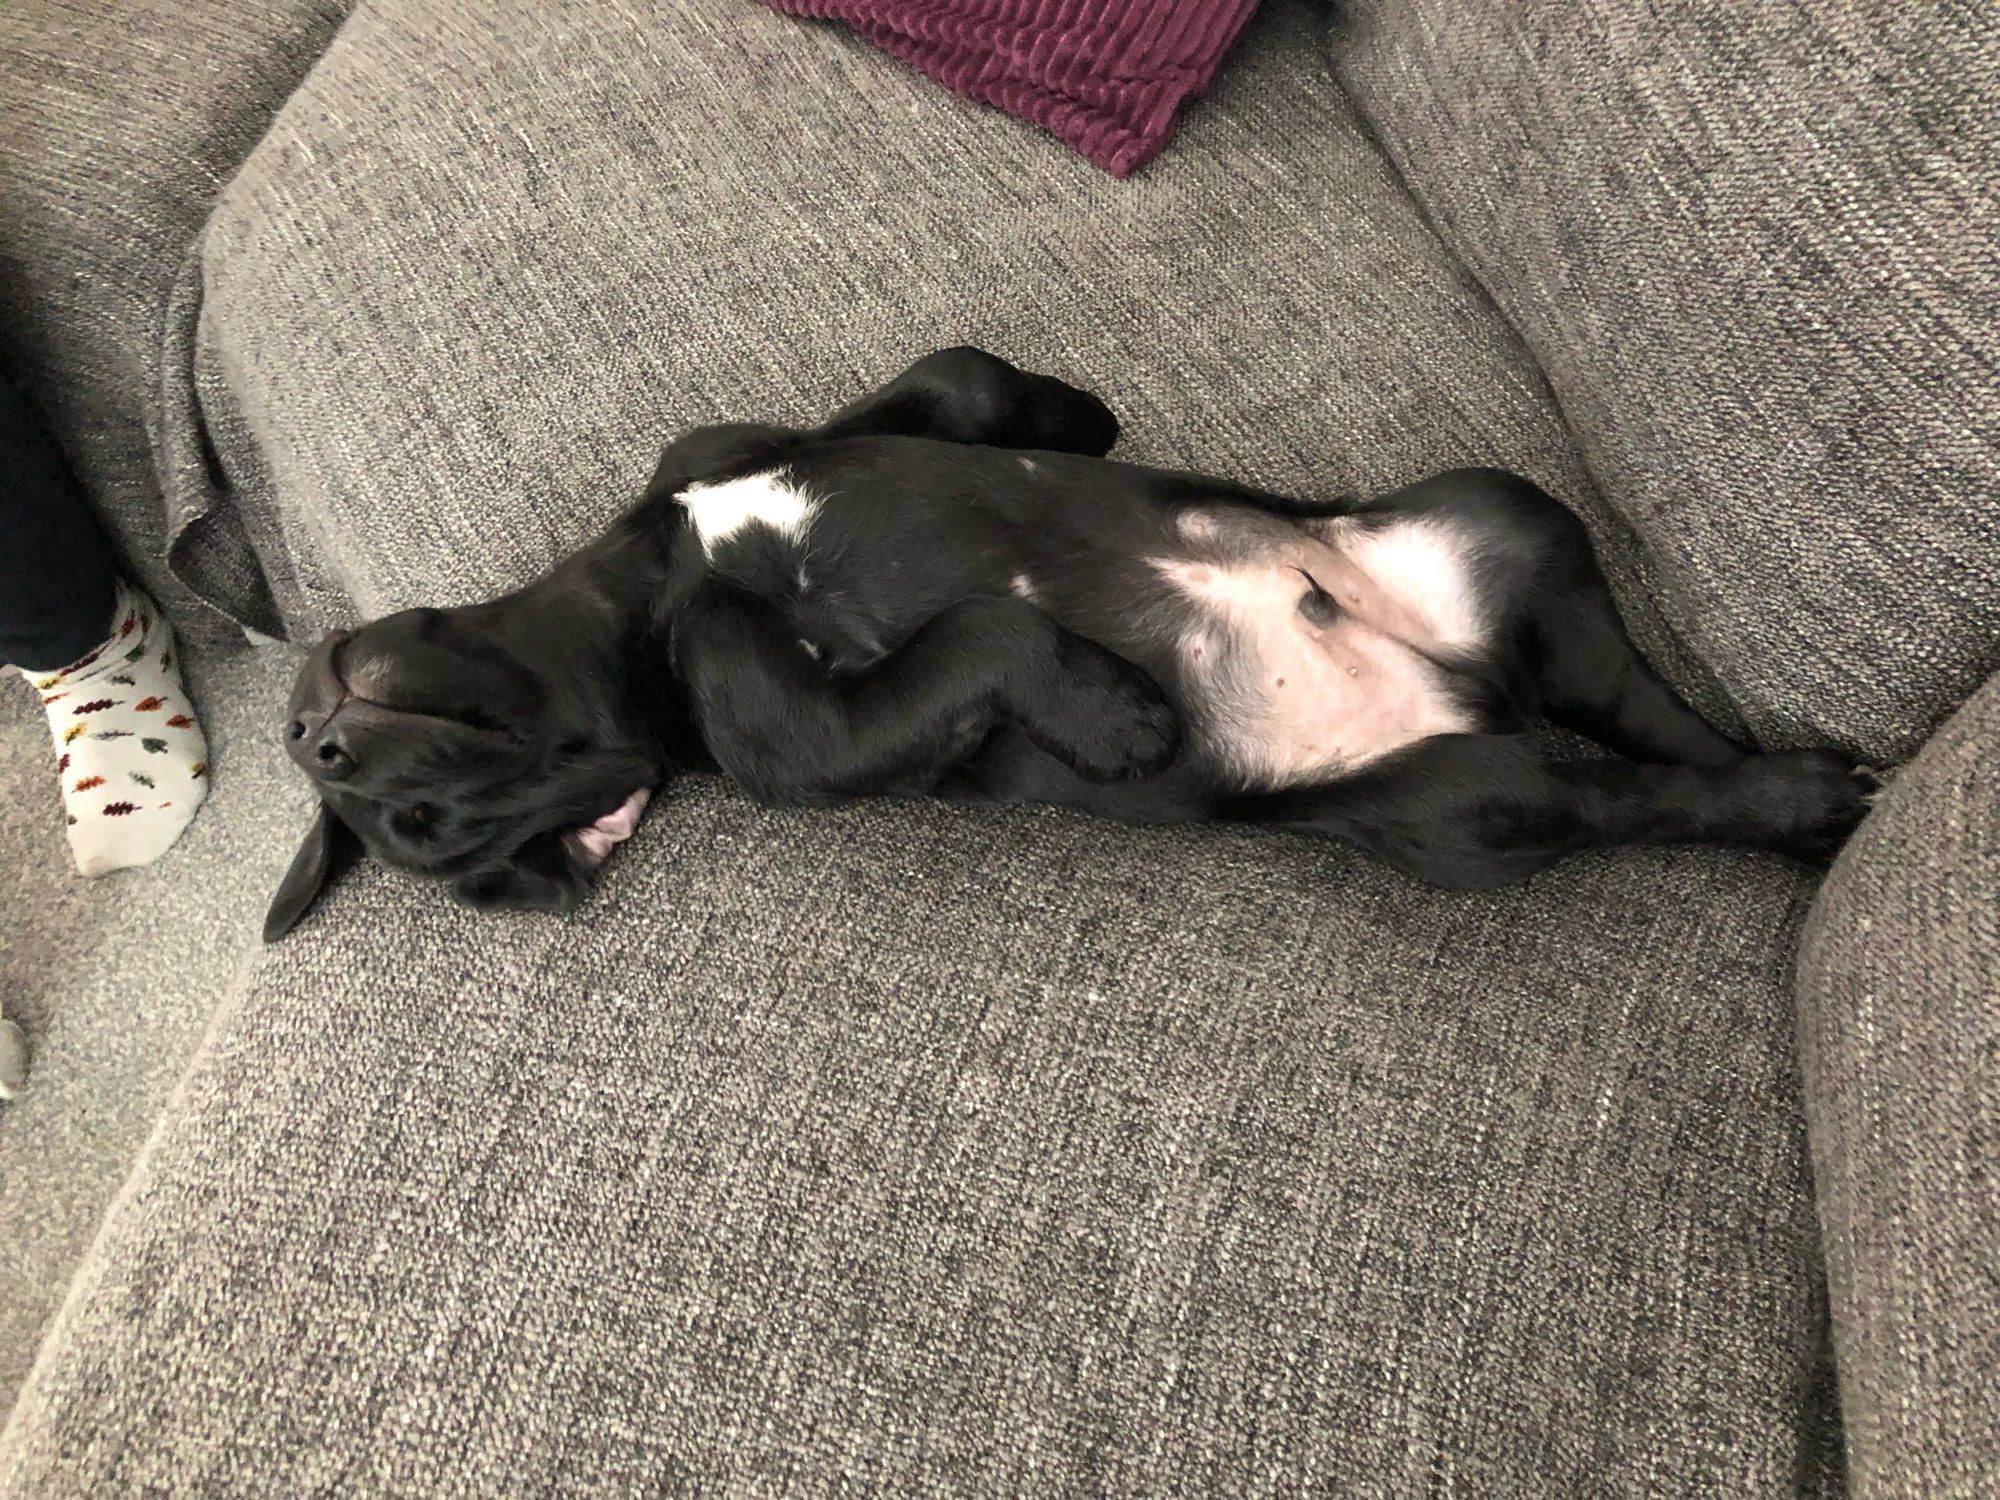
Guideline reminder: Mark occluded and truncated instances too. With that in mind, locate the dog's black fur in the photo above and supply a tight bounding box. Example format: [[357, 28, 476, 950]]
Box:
[[267, 348, 1869, 940]]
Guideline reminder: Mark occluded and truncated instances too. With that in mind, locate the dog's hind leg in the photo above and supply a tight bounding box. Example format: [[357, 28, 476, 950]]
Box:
[[817, 346, 1121, 456], [1225, 732, 1870, 888], [1368, 469, 1749, 768], [1524, 572, 1750, 767]]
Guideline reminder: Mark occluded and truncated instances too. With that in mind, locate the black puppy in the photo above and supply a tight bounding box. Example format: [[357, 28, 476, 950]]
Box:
[[266, 348, 1869, 939]]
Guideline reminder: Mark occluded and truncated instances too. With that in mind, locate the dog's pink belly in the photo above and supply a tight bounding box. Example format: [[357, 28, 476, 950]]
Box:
[[1152, 514, 1486, 789]]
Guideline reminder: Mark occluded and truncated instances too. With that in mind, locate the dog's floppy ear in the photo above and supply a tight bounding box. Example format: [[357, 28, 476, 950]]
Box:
[[263, 802, 361, 943]]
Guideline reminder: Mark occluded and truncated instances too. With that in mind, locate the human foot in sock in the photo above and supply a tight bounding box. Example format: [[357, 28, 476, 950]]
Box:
[[21, 579, 210, 875]]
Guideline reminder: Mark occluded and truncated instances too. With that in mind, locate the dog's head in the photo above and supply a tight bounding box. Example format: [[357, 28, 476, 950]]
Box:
[[265, 606, 659, 941]]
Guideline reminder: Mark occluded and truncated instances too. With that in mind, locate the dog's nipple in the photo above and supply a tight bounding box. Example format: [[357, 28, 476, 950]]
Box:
[[1293, 567, 1341, 629]]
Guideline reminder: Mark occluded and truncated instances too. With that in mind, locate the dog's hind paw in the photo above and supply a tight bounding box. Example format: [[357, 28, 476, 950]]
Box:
[[1740, 748, 1874, 867]]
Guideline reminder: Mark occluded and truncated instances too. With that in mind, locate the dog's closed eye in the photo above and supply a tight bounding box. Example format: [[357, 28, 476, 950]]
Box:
[[452, 707, 522, 739]]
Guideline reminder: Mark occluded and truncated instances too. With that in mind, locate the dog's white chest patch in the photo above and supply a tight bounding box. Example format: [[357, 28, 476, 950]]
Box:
[[678, 469, 817, 557]]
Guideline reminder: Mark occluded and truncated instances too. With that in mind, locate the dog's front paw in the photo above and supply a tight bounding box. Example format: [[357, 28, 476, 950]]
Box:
[[1739, 749, 1874, 865], [1021, 641, 1182, 782]]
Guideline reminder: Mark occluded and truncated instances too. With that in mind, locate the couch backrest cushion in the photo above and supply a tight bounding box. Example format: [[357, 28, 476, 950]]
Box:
[[176, 0, 1623, 673], [1330, 2, 2000, 763]]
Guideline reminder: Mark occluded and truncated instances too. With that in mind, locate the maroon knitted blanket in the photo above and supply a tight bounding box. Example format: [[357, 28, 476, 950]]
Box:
[[762, 0, 1260, 177]]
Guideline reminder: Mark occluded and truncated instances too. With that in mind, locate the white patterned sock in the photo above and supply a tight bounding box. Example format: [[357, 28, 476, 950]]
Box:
[[20, 579, 210, 876]]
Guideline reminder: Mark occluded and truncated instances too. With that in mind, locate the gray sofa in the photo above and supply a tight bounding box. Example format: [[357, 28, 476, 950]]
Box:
[[2, 0, 1994, 1491]]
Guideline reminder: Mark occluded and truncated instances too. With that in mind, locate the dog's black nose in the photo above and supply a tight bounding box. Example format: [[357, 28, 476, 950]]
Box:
[[295, 721, 358, 781]]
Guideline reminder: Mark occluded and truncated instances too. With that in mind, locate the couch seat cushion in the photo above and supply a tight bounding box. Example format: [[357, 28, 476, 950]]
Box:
[[1799, 669, 2000, 1494], [0, 786, 1839, 1492]]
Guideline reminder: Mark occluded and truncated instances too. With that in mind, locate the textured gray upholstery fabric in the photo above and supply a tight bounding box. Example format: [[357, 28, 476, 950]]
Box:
[[175, 0, 1733, 727], [0, 644, 309, 1404], [1328, 1, 2000, 764], [1798, 670, 2000, 1496], [5, 0, 1938, 1487], [2, 793, 1837, 1493], [0, 0, 353, 640]]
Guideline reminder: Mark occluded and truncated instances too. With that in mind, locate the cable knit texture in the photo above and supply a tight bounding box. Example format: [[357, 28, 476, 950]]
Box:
[[760, 0, 1259, 176]]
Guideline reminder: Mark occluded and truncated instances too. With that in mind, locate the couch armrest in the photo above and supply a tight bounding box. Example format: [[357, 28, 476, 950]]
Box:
[[1798, 670, 2000, 1492], [0, 1, 351, 638]]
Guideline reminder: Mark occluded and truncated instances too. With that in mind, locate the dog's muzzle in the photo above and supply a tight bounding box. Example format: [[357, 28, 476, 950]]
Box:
[[286, 631, 364, 784]]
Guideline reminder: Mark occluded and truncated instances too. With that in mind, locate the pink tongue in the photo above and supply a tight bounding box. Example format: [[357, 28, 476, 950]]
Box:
[[573, 787, 652, 863]]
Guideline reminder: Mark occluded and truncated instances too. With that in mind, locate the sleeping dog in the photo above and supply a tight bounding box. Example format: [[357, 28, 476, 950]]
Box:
[[265, 347, 1869, 939]]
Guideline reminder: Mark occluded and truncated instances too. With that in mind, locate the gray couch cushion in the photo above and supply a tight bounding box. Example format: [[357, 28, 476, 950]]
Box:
[[0, 0, 353, 639], [0, 787, 1838, 1492], [0, 644, 311, 1402], [1798, 670, 2000, 1494], [176, 0, 1730, 722], [1328, 2, 2000, 763]]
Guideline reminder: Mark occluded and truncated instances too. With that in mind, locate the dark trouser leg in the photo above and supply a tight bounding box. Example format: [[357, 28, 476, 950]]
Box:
[[1, 373, 117, 672]]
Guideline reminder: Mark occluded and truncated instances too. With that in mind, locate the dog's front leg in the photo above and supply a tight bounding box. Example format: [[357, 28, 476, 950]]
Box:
[[640, 347, 1116, 511], [678, 589, 1181, 805]]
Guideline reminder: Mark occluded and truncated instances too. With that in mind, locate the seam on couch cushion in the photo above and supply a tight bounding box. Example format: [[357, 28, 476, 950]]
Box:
[[157, 251, 289, 639]]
